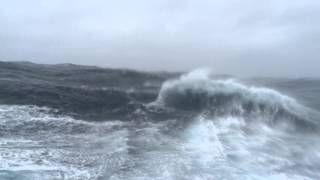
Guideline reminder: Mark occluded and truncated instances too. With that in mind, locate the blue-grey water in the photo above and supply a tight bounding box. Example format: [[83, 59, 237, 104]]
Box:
[[0, 62, 320, 180]]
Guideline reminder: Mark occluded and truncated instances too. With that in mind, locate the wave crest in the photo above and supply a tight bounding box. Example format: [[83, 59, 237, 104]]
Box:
[[154, 70, 318, 131]]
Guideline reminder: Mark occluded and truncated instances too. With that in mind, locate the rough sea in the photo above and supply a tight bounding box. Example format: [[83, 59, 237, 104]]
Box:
[[0, 61, 320, 180]]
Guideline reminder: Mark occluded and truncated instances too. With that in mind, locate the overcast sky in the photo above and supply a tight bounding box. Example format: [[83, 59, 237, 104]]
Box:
[[1, 0, 320, 77]]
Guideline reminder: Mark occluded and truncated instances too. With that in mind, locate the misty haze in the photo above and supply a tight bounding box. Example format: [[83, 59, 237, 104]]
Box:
[[1, 0, 320, 180]]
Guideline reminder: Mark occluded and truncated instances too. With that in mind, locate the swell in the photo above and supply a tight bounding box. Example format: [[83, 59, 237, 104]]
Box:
[[1, 62, 320, 180], [153, 70, 320, 132], [0, 61, 174, 120], [0, 84, 136, 120], [0, 61, 319, 132]]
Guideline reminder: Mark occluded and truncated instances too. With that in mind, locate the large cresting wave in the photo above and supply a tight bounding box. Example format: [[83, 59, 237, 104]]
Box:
[[153, 69, 319, 132]]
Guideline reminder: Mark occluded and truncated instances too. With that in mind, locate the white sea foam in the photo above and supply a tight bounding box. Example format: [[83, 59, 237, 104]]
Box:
[[0, 105, 129, 179]]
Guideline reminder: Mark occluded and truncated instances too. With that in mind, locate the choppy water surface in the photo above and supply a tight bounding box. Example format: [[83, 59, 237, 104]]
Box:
[[0, 62, 320, 179]]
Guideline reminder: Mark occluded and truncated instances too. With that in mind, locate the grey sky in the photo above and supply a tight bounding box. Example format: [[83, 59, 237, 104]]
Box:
[[1, 0, 320, 77]]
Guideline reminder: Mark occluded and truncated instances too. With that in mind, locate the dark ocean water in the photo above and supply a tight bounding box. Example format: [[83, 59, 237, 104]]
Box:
[[0, 61, 320, 180]]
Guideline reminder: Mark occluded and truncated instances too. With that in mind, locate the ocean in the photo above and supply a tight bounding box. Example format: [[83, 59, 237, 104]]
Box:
[[0, 61, 319, 180]]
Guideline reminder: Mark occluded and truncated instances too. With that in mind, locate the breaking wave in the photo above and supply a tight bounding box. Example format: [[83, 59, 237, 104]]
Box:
[[154, 69, 319, 132]]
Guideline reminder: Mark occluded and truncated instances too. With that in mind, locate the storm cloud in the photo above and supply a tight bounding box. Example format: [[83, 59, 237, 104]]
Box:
[[1, 0, 320, 77]]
